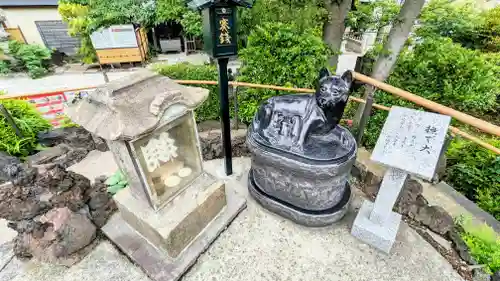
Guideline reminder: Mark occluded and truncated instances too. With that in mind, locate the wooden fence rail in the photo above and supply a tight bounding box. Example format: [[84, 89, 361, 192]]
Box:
[[1, 73, 499, 155]]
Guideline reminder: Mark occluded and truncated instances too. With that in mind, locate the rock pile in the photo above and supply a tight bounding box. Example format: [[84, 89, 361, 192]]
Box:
[[0, 127, 115, 266]]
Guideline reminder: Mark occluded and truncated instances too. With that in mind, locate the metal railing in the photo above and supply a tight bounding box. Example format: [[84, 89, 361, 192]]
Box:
[[1, 71, 499, 155]]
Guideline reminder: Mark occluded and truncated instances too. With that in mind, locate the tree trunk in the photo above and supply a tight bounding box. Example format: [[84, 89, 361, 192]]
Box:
[[323, 0, 353, 68], [353, 0, 426, 130]]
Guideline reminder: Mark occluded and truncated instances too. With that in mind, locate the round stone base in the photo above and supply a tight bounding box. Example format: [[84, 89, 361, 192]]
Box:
[[248, 169, 351, 227]]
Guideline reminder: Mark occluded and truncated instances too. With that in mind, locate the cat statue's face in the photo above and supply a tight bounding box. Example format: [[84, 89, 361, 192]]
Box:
[[315, 68, 352, 109]]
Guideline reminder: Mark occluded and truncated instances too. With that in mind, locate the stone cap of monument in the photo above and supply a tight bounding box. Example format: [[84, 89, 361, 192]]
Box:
[[64, 70, 209, 141]]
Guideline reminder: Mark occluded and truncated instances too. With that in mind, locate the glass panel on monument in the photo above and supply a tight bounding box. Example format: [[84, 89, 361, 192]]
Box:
[[131, 112, 202, 204]]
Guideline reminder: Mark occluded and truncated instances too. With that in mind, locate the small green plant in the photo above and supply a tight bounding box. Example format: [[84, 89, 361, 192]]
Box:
[[59, 115, 80, 128], [457, 217, 500, 274], [0, 99, 52, 157], [105, 170, 128, 194], [154, 62, 220, 122]]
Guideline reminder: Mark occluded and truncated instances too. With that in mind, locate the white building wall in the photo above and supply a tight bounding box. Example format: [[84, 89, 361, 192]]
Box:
[[2, 7, 62, 46]]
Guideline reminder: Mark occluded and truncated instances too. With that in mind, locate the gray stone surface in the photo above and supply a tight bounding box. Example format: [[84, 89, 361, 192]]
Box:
[[102, 179, 246, 281], [247, 129, 356, 212], [67, 150, 118, 182], [59, 241, 151, 281], [65, 69, 209, 141], [371, 106, 451, 180], [351, 200, 402, 254], [112, 172, 228, 258], [0, 220, 16, 245], [0, 242, 13, 271], [0, 156, 465, 281], [351, 167, 407, 253], [248, 171, 351, 227]]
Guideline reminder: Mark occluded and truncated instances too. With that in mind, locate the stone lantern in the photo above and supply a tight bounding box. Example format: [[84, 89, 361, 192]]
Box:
[[65, 70, 246, 281]]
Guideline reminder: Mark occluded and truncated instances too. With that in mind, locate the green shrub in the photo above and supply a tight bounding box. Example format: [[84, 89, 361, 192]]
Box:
[[237, 22, 331, 123], [7, 40, 52, 78], [388, 37, 498, 115], [445, 138, 500, 220], [458, 217, 500, 274], [154, 63, 220, 122], [0, 99, 52, 157], [418, 0, 500, 53], [361, 36, 499, 148], [0, 61, 11, 75], [418, 0, 484, 50]]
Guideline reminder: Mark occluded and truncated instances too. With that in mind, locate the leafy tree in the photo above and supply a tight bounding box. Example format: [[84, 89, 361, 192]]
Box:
[[354, 0, 426, 126], [155, 0, 203, 36], [238, 0, 326, 44], [346, 0, 400, 36], [417, 0, 484, 50]]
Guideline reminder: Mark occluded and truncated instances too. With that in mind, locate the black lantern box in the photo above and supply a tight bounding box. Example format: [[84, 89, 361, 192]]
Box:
[[247, 70, 357, 227]]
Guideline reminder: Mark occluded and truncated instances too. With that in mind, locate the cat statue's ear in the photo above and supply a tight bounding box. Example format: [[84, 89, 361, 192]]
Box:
[[341, 71, 353, 88], [319, 67, 331, 80]]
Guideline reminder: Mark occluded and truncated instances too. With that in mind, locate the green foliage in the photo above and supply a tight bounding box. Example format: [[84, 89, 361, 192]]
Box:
[[180, 11, 203, 37], [237, 23, 331, 123], [418, 0, 483, 49], [445, 138, 500, 220], [237, 0, 326, 44], [418, 0, 500, 52], [480, 6, 500, 52], [86, 0, 156, 32], [155, 0, 203, 36], [346, 0, 400, 34], [4, 41, 52, 78], [0, 61, 11, 75], [153, 63, 220, 122], [361, 37, 499, 148], [0, 99, 52, 157], [106, 170, 128, 194], [58, 2, 96, 63], [388, 37, 499, 115], [458, 217, 500, 274]]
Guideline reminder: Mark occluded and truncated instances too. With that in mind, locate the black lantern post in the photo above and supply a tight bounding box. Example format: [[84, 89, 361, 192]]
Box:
[[188, 0, 253, 176]]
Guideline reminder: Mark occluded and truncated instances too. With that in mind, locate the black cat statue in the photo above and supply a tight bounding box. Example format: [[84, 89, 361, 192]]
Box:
[[247, 69, 358, 227]]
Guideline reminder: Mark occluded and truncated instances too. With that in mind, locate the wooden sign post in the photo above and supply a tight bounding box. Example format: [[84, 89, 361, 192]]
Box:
[[188, 0, 253, 176], [351, 106, 451, 253]]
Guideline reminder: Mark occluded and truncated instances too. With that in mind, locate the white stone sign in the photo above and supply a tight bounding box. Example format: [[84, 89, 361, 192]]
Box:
[[351, 106, 451, 254], [371, 106, 451, 180], [90, 24, 138, 50]]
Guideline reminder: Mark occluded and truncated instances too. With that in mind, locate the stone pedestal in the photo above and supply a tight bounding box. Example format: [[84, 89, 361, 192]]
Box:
[[102, 172, 246, 281], [352, 167, 407, 253]]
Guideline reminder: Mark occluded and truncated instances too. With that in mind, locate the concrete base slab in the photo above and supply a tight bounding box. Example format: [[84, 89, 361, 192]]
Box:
[[102, 180, 246, 281], [248, 169, 351, 227], [351, 200, 402, 254], [0, 242, 13, 271], [113, 172, 229, 258]]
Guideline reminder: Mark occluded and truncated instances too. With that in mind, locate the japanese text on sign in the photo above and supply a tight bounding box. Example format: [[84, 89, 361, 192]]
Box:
[[219, 17, 231, 44], [370, 106, 451, 180]]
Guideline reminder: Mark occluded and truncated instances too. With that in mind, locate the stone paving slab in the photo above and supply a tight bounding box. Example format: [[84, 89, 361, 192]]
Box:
[[0, 242, 13, 272], [67, 150, 118, 182], [0, 242, 151, 281], [0, 156, 464, 281]]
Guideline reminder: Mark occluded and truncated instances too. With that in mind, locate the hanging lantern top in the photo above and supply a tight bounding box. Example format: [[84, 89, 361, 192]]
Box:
[[187, 0, 253, 10]]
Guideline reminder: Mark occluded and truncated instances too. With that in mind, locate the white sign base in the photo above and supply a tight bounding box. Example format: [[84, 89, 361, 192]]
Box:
[[351, 167, 407, 253]]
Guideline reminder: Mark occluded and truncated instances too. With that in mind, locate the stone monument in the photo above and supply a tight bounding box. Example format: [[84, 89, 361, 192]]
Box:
[[351, 106, 451, 253], [65, 70, 246, 281], [247, 69, 357, 227]]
